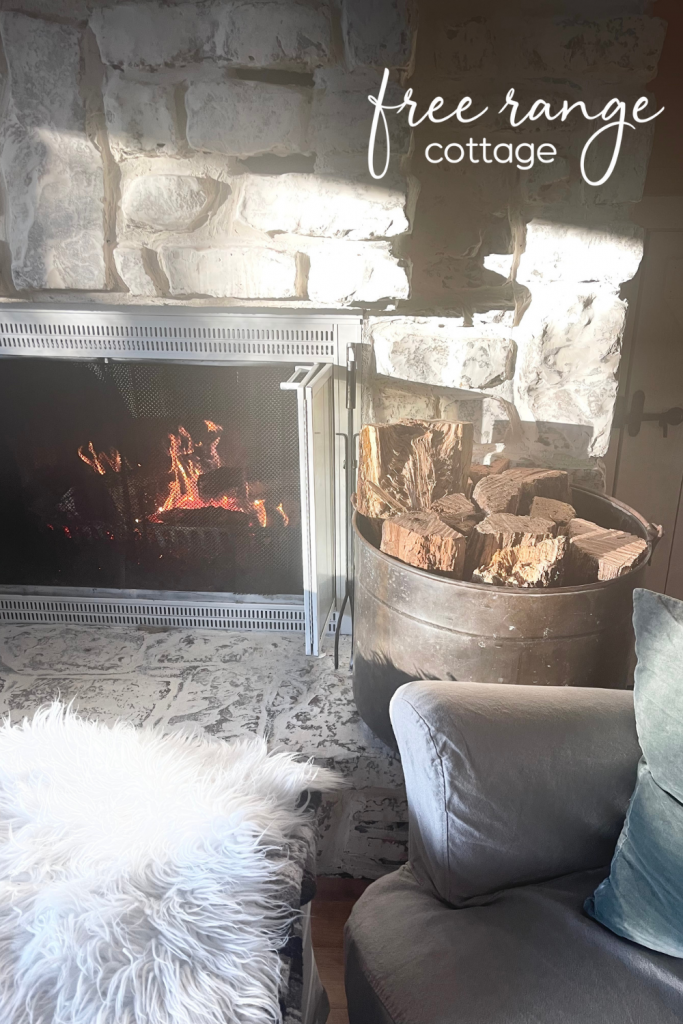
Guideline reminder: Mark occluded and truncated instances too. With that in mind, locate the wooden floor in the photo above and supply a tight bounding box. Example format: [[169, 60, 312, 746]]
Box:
[[311, 878, 372, 1024]]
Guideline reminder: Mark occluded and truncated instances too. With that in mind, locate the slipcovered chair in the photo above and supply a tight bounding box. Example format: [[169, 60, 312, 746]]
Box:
[[345, 681, 683, 1024]]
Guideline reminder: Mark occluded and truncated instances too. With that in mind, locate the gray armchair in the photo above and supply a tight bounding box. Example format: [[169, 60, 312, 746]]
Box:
[[345, 682, 683, 1023]]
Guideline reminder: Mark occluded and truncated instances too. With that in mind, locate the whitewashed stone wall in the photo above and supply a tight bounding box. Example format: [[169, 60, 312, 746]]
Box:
[[0, 0, 414, 304], [366, 3, 666, 486], [0, 0, 667, 484]]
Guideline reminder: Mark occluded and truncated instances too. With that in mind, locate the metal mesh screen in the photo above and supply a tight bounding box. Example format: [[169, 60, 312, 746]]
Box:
[[0, 358, 303, 596]]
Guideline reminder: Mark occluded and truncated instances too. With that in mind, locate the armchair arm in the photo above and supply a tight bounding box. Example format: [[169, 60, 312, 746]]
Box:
[[390, 681, 641, 907]]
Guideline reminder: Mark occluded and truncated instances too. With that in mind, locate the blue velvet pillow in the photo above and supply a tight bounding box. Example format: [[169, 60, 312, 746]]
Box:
[[585, 588, 683, 957]]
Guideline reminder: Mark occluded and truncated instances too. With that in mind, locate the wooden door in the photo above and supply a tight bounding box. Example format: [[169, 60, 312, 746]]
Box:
[[613, 214, 683, 599]]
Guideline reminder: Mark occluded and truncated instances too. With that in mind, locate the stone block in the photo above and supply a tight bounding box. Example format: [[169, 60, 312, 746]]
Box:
[[307, 242, 408, 304], [435, 19, 496, 77], [517, 219, 643, 291], [497, 16, 666, 82], [521, 157, 572, 205], [236, 174, 409, 239], [342, 0, 414, 69], [113, 247, 157, 296], [310, 68, 409, 176], [575, 119, 655, 206], [91, 1, 332, 71], [103, 70, 180, 159], [483, 253, 514, 280], [186, 79, 311, 158], [0, 13, 105, 290], [514, 285, 627, 459], [369, 316, 515, 392], [159, 244, 299, 298], [121, 174, 218, 232]]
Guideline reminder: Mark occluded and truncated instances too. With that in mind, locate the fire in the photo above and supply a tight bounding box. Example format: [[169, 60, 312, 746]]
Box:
[[77, 420, 287, 531], [151, 420, 272, 528], [252, 499, 267, 528], [78, 442, 121, 475], [276, 502, 289, 527]]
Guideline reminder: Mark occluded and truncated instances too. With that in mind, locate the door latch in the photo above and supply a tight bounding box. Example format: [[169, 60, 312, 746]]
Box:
[[620, 390, 683, 438]]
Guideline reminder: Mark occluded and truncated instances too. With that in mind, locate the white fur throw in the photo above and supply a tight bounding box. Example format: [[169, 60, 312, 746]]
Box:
[[0, 704, 340, 1024]]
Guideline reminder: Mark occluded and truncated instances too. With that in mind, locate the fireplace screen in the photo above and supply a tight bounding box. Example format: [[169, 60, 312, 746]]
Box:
[[0, 358, 303, 596]]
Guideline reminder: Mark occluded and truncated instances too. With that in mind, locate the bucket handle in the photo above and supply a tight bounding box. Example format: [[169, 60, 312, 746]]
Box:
[[646, 522, 664, 565]]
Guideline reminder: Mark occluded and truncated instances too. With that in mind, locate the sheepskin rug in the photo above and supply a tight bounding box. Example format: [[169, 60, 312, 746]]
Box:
[[0, 704, 340, 1024]]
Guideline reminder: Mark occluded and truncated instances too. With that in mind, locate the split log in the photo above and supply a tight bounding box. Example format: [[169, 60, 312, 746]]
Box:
[[567, 517, 606, 540], [529, 496, 576, 534], [465, 513, 557, 580], [468, 458, 511, 487], [356, 419, 473, 519], [472, 467, 570, 516], [518, 469, 571, 514], [566, 529, 648, 584], [430, 492, 482, 537], [381, 511, 466, 577], [472, 535, 568, 588]]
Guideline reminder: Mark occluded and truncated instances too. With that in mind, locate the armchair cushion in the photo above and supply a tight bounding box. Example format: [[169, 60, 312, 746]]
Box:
[[390, 681, 641, 906], [585, 589, 683, 957], [345, 864, 683, 1024]]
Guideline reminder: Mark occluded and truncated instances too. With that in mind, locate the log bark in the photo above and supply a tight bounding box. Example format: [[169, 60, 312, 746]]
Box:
[[529, 496, 576, 534], [472, 467, 570, 516], [465, 513, 557, 580], [566, 529, 647, 584], [381, 511, 466, 577], [429, 492, 482, 537], [356, 419, 473, 519], [472, 535, 568, 588]]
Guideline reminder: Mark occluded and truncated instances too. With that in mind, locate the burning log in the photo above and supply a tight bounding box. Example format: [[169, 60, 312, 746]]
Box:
[[566, 526, 648, 584], [472, 535, 568, 587], [381, 510, 466, 577], [529, 496, 576, 534], [465, 513, 557, 580], [197, 466, 244, 500], [472, 467, 571, 516], [356, 419, 473, 519]]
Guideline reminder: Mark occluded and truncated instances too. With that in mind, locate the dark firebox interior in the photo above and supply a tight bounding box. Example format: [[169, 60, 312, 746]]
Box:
[[0, 359, 303, 596]]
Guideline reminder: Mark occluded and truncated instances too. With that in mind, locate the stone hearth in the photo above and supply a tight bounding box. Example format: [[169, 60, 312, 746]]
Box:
[[0, 624, 406, 879]]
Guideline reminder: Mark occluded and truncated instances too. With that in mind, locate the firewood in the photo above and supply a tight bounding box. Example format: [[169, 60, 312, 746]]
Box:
[[356, 420, 473, 519], [472, 467, 570, 515], [197, 466, 244, 499], [465, 513, 557, 579], [430, 492, 482, 537], [472, 535, 568, 588], [518, 470, 571, 514], [529, 496, 576, 534], [567, 517, 606, 540], [381, 511, 466, 577], [469, 458, 511, 487], [566, 529, 648, 584]]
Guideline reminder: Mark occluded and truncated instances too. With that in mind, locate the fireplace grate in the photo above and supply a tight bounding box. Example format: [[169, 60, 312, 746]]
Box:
[[0, 594, 307, 631], [0, 307, 359, 364]]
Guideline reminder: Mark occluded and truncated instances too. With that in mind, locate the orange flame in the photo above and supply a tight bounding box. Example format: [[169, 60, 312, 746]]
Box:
[[152, 420, 273, 528], [78, 443, 122, 475], [276, 502, 289, 527], [77, 421, 288, 531]]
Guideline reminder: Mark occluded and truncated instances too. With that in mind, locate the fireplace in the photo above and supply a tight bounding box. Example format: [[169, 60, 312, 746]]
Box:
[[0, 305, 361, 655]]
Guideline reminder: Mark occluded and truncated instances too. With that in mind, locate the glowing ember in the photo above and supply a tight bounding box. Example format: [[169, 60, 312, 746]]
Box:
[[78, 442, 122, 475]]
